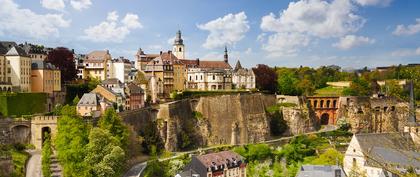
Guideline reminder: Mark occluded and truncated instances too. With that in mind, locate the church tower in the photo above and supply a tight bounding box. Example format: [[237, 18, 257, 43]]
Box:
[[224, 46, 228, 63], [173, 30, 185, 59]]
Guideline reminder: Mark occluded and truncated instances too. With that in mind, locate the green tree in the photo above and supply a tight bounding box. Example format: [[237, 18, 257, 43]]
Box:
[[343, 77, 371, 96], [84, 128, 126, 177], [98, 109, 129, 148], [42, 132, 52, 177], [55, 115, 90, 177], [72, 96, 80, 106], [310, 148, 343, 165], [277, 69, 299, 95], [297, 78, 315, 96]]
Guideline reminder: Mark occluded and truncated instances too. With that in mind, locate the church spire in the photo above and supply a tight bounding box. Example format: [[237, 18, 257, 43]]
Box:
[[174, 30, 183, 45], [224, 46, 228, 63]]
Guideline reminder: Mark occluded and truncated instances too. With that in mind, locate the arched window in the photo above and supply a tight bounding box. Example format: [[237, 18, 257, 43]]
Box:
[[333, 100, 337, 108], [213, 75, 215, 80], [314, 100, 318, 108], [179, 47, 182, 52], [320, 100, 324, 108], [326, 100, 331, 108]]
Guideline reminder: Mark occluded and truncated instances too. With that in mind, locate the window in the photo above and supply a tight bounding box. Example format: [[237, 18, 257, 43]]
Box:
[[213, 75, 215, 80], [352, 158, 357, 166], [179, 47, 182, 52]]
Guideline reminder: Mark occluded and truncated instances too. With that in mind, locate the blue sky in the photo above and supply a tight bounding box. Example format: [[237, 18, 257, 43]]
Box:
[[0, 0, 419, 69]]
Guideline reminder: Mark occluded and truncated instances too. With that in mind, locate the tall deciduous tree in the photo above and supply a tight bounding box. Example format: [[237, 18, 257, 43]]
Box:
[[47, 47, 77, 83], [253, 64, 278, 93], [99, 109, 129, 148]]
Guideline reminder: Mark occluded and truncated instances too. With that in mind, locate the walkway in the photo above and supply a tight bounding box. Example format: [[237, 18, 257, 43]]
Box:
[[26, 150, 41, 177]]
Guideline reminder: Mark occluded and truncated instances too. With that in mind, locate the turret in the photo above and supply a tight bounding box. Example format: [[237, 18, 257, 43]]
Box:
[[173, 30, 185, 59]]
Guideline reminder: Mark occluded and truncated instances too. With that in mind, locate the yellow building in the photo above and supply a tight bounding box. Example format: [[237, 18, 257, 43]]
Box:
[[31, 61, 61, 93], [144, 51, 185, 97], [83, 50, 112, 80], [5, 46, 32, 92]]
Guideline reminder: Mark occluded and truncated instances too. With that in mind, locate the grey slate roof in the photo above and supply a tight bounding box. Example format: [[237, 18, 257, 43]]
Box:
[[77, 93, 100, 106], [367, 147, 420, 169], [297, 165, 345, 177], [176, 169, 200, 177], [355, 133, 417, 152], [102, 78, 122, 85], [32, 61, 58, 70], [5, 46, 29, 57]]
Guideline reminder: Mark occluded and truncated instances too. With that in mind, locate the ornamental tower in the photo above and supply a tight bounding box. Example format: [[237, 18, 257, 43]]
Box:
[[173, 30, 185, 59]]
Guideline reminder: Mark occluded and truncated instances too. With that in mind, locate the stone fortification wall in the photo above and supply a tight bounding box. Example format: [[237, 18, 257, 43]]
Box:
[[337, 96, 409, 133]]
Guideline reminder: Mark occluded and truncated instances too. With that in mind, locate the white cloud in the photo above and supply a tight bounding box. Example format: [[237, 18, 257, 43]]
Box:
[[41, 0, 65, 11], [353, 0, 392, 7], [198, 12, 250, 49], [393, 18, 420, 36], [333, 35, 375, 50], [0, 0, 70, 38], [391, 47, 420, 57], [260, 0, 366, 56], [82, 11, 142, 43], [262, 32, 310, 57], [122, 13, 142, 28], [70, 0, 92, 11]]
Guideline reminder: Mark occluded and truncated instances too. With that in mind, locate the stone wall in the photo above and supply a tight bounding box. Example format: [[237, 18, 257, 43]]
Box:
[[282, 106, 318, 135], [336, 96, 409, 133]]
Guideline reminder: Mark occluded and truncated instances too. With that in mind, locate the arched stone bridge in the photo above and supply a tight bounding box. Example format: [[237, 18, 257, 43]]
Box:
[[307, 96, 339, 125]]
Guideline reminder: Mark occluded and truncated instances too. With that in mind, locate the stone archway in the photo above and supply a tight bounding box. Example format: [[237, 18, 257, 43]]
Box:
[[320, 113, 330, 125], [41, 126, 51, 145], [11, 125, 31, 144]]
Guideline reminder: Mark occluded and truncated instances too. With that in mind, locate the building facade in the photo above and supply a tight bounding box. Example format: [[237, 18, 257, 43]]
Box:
[[343, 133, 420, 177], [0, 42, 32, 92], [232, 60, 255, 90], [180, 151, 246, 177], [83, 50, 112, 80], [31, 61, 61, 93], [124, 83, 145, 110], [107, 57, 132, 83]]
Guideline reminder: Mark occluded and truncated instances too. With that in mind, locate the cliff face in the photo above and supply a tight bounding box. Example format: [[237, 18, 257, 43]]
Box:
[[282, 106, 318, 135], [336, 96, 409, 133], [121, 94, 319, 151]]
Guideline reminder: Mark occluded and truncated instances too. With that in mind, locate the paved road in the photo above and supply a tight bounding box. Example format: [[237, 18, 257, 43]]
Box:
[[26, 150, 42, 177], [123, 162, 147, 177]]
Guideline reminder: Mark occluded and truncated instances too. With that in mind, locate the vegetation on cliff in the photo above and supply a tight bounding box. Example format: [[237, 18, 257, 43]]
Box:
[[0, 144, 30, 177], [0, 92, 47, 117]]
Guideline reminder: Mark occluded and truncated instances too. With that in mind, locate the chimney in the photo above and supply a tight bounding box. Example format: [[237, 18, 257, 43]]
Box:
[[160, 51, 163, 55], [196, 58, 200, 66], [106, 49, 109, 54]]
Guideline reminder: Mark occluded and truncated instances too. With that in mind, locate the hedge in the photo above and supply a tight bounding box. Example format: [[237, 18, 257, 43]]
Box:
[[0, 92, 47, 117]]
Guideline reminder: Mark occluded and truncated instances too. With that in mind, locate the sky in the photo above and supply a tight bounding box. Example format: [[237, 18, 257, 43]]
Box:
[[0, 0, 419, 69]]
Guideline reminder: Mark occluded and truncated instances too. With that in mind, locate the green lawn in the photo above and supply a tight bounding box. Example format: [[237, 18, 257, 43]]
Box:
[[314, 86, 344, 96]]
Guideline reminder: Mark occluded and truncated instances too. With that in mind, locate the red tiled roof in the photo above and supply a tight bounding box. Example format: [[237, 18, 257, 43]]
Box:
[[196, 151, 243, 168], [87, 50, 110, 61], [181, 59, 231, 69]]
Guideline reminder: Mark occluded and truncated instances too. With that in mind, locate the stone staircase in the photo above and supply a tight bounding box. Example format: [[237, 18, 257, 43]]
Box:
[[49, 154, 62, 177]]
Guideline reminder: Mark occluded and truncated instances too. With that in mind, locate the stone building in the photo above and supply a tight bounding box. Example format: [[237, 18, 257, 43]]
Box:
[[307, 96, 339, 125], [343, 133, 419, 177], [232, 60, 255, 90], [180, 151, 246, 177], [134, 48, 159, 72], [181, 48, 232, 91], [107, 57, 131, 83]]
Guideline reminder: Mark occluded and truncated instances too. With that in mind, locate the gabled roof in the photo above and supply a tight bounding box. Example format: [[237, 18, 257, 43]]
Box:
[[86, 50, 110, 61], [355, 133, 416, 152], [234, 60, 243, 71], [77, 93, 100, 106], [195, 151, 243, 168], [5, 46, 29, 57], [0, 41, 17, 50], [126, 83, 144, 94]]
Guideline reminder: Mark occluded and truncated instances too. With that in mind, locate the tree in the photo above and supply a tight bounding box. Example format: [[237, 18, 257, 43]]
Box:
[[297, 78, 315, 96], [47, 47, 77, 83], [84, 128, 126, 177], [55, 115, 90, 177], [253, 64, 278, 93], [277, 69, 299, 95], [310, 148, 343, 166], [343, 77, 371, 96], [42, 132, 52, 177], [98, 109, 129, 148], [72, 96, 80, 106]]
